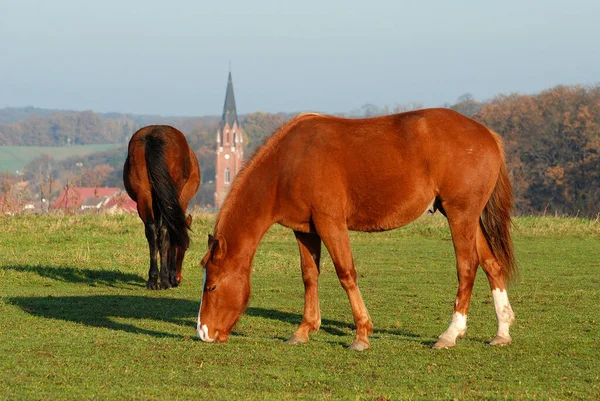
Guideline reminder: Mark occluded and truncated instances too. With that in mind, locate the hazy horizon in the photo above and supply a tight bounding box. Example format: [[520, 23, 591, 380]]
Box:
[[2, 0, 599, 116]]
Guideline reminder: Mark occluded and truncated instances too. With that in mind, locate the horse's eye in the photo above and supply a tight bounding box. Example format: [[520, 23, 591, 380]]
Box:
[[206, 284, 217, 292]]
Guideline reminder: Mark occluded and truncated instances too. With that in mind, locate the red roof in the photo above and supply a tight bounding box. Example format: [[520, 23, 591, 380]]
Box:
[[53, 187, 121, 210], [105, 192, 137, 213]]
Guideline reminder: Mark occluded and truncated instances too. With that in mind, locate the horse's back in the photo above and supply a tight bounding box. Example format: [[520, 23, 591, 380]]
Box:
[[125, 125, 199, 190], [272, 109, 502, 231], [124, 125, 200, 210]]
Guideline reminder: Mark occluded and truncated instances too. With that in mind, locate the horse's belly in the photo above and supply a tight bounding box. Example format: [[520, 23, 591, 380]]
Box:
[[346, 191, 434, 232]]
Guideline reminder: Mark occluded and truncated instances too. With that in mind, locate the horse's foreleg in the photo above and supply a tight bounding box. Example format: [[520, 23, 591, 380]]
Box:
[[144, 220, 160, 290], [433, 216, 479, 349], [158, 224, 172, 289], [476, 226, 516, 346], [286, 231, 322, 345], [315, 219, 373, 351]]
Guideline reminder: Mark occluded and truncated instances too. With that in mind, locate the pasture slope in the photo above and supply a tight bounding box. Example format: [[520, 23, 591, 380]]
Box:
[[0, 144, 122, 173], [0, 213, 598, 400]]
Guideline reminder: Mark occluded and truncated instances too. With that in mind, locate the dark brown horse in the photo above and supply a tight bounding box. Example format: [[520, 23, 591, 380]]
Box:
[[197, 108, 518, 350], [124, 125, 200, 290]]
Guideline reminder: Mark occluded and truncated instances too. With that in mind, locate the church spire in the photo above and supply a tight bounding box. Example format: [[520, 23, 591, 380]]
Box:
[[215, 69, 245, 209], [221, 71, 238, 129]]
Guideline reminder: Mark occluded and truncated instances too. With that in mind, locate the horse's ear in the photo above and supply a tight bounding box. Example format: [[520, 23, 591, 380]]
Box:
[[208, 234, 216, 248], [213, 235, 227, 261]]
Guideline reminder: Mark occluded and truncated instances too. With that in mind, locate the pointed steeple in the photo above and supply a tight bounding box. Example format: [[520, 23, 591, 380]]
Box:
[[221, 71, 238, 129], [215, 68, 245, 208]]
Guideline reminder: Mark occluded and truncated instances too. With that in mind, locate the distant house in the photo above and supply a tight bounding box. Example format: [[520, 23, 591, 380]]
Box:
[[53, 187, 136, 213], [105, 192, 137, 214]]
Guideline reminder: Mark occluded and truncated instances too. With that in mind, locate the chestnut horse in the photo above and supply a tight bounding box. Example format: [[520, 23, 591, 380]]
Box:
[[124, 125, 200, 290], [197, 108, 518, 350]]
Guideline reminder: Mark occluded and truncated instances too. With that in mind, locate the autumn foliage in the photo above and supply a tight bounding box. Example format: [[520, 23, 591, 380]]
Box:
[[471, 85, 600, 216], [1, 85, 598, 216]]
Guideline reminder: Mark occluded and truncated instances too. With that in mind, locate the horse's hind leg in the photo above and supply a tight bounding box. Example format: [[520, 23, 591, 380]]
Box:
[[433, 213, 480, 349], [158, 224, 172, 289], [314, 218, 373, 351], [167, 246, 178, 287], [286, 231, 322, 345], [170, 213, 193, 287], [476, 226, 515, 345], [144, 220, 160, 290]]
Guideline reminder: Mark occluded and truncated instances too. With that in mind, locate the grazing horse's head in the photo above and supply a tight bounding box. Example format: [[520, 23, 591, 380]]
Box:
[[197, 234, 250, 343]]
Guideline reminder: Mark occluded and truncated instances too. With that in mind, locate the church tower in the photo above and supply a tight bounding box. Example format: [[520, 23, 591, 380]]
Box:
[[215, 71, 244, 208]]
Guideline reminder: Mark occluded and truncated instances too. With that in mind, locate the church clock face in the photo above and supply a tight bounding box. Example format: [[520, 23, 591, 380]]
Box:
[[224, 154, 230, 160]]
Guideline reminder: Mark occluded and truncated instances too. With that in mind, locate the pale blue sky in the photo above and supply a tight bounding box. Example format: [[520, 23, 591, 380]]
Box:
[[1, 0, 599, 116]]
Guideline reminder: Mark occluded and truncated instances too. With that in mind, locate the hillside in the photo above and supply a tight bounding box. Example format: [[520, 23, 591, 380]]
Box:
[[0, 107, 225, 147], [0, 109, 137, 146], [0, 144, 122, 174], [0, 106, 68, 124]]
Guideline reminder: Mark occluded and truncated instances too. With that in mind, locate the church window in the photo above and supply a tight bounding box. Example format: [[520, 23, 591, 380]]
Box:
[[225, 168, 231, 184]]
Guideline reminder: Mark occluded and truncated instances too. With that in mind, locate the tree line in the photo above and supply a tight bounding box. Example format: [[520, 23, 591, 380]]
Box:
[[1, 84, 598, 216], [467, 85, 599, 217]]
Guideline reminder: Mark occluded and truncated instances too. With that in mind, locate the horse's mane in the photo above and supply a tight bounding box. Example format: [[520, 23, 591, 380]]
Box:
[[214, 113, 321, 233]]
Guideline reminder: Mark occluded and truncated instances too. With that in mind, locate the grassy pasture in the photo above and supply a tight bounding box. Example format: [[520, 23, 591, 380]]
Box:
[[0, 213, 598, 400], [0, 145, 122, 173]]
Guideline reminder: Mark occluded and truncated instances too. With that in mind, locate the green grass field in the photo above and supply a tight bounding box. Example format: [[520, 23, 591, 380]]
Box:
[[0, 145, 122, 173], [0, 214, 598, 400]]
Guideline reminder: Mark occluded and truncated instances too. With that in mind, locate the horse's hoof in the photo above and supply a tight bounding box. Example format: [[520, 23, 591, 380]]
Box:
[[285, 334, 308, 345], [348, 340, 370, 351], [490, 335, 511, 346], [171, 276, 182, 288], [146, 280, 160, 290], [432, 337, 456, 349], [160, 281, 172, 290]]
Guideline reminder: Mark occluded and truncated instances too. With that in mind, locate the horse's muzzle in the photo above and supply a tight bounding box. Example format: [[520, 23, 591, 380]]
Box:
[[197, 323, 215, 343]]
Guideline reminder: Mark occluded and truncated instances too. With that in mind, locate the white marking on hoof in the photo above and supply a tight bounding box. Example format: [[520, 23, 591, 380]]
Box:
[[492, 288, 515, 339], [437, 312, 467, 347]]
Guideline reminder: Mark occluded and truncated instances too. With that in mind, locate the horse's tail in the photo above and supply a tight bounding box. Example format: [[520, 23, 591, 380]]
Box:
[[480, 131, 519, 283], [145, 135, 190, 250]]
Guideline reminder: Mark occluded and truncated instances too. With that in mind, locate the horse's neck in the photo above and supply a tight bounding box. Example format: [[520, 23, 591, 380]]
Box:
[[216, 179, 274, 261]]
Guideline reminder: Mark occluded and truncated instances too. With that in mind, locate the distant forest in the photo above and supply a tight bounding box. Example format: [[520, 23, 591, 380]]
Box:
[[0, 83, 598, 216]]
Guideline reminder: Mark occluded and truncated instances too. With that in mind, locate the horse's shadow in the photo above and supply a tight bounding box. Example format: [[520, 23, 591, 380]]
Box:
[[11, 294, 196, 338], [3, 265, 145, 288], [245, 307, 424, 343], [10, 294, 425, 344]]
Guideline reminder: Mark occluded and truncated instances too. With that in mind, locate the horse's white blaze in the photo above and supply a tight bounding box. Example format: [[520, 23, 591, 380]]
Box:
[[198, 324, 214, 343], [197, 269, 208, 340], [492, 288, 514, 338]]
